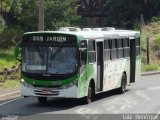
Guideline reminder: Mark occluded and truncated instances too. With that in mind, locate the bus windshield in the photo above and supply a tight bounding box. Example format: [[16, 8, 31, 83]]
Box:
[[22, 46, 77, 74]]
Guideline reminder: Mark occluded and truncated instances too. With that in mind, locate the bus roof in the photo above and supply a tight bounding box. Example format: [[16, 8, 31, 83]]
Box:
[[24, 27, 140, 40]]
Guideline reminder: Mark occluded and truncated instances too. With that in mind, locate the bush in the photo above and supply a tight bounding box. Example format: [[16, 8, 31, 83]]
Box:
[[0, 26, 23, 49], [155, 37, 160, 47], [145, 64, 158, 71], [151, 16, 160, 22], [140, 33, 147, 51]]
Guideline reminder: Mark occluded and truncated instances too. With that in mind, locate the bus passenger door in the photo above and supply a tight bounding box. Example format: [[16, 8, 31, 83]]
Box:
[[130, 38, 136, 83], [79, 40, 87, 97], [96, 42, 104, 91]]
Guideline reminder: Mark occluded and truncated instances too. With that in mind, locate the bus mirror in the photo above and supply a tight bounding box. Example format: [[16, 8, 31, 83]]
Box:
[[15, 41, 22, 62]]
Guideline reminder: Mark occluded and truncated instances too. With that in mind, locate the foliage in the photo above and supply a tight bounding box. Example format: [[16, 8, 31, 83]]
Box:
[[45, 0, 80, 30], [145, 64, 158, 71], [1, 0, 160, 30], [155, 37, 160, 47], [0, 0, 14, 12], [4, 0, 81, 31], [0, 48, 19, 71], [0, 77, 20, 89], [15, 0, 38, 31], [0, 26, 23, 49], [151, 16, 160, 22], [140, 33, 147, 51], [0, 15, 5, 32], [101, 0, 160, 28]]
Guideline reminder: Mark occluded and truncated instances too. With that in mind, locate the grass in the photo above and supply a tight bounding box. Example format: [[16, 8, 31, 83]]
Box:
[[0, 48, 20, 90], [144, 64, 159, 71], [0, 72, 20, 89], [0, 48, 19, 71], [0, 79, 20, 90]]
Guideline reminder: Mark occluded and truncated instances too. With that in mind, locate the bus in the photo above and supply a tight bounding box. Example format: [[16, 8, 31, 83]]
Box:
[[15, 27, 141, 104]]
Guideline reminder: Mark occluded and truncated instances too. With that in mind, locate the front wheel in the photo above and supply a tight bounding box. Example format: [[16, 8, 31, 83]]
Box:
[[38, 97, 47, 103], [84, 84, 92, 104], [118, 73, 127, 94]]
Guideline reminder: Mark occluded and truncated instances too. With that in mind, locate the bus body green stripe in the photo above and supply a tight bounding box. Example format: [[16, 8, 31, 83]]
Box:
[[21, 74, 78, 87]]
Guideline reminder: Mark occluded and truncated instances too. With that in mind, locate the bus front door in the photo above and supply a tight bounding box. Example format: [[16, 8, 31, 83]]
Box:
[[96, 42, 104, 91]]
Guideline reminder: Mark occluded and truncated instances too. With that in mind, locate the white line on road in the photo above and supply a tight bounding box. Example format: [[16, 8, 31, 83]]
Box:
[[0, 91, 20, 98], [0, 97, 22, 106]]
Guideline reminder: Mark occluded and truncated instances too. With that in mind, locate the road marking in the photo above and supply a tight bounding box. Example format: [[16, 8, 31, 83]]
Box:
[[0, 91, 20, 98], [0, 97, 22, 106]]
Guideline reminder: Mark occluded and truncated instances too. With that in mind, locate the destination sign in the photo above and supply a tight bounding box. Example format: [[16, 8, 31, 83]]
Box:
[[32, 36, 67, 43], [22, 34, 77, 46]]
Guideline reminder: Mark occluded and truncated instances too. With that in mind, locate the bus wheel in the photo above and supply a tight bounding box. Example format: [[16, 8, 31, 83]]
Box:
[[119, 73, 127, 94], [84, 84, 92, 104], [38, 97, 47, 103]]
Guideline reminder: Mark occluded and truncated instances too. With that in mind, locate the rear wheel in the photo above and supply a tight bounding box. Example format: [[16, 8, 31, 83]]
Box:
[[118, 73, 127, 94], [38, 97, 47, 103]]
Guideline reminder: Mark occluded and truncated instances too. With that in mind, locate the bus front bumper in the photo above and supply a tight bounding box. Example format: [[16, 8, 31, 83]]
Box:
[[20, 84, 78, 98]]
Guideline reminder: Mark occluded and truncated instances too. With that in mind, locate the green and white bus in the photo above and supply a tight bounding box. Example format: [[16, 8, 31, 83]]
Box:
[[15, 27, 141, 104]]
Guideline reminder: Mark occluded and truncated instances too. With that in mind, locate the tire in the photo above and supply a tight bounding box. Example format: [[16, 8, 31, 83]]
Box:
[[84, 84, 92, 104], [38, 97, 47, 103], [118, 73, 127, 94]]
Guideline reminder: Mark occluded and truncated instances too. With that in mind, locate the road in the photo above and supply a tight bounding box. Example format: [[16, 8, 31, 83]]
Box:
[[0, 75, 160, 120]]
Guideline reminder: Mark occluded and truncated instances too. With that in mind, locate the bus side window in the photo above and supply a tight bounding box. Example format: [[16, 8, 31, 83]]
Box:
[[123, 38, 130, 57], [111, 39, 118, 60], [117, 39, 124, 58], [88, 40, 96, 63], [104, 39, 111, 60]]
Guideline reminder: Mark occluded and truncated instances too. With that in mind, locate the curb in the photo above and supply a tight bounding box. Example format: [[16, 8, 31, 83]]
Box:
[[0, 91, 20, 101], [141, 71, 160, 76]]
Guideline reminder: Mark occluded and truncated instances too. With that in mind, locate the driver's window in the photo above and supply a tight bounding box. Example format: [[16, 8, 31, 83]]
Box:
[[81, 50, 87, 66], [80, 49, 87, 74]]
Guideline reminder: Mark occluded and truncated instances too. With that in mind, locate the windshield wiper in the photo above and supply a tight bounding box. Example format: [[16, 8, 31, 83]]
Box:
[[36, 47, 44, 58], [51, 47, 63, 60]]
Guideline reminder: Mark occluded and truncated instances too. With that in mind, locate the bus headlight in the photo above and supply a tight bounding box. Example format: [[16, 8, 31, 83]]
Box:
[[60, 80, 77, 89], [21, 79, 33, 88]]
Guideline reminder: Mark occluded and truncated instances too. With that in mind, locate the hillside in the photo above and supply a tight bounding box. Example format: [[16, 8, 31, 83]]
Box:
[[141, 19, 160, 71]]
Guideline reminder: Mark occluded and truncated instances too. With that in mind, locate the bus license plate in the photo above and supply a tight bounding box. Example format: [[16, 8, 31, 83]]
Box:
[[42, 89, 51, 94]]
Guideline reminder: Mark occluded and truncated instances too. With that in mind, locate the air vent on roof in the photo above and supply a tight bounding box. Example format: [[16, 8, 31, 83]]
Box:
[[101, 27, 115, 31], [92, 28, 102, 31], [82, 28, 92, 31], [58, 27, 81, 32]]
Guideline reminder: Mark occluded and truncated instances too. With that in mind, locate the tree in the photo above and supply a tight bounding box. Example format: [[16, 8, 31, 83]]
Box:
[[45, 0, 80, 30], [100, 0, 160, 29], [14, 0, 38, 31], [5, 0, 81, 31]]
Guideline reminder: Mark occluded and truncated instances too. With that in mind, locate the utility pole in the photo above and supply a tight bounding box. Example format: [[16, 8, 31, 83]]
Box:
[[147, 37, 150, 64], [140, 14, 144, 33], [38, 0, 44, 31]]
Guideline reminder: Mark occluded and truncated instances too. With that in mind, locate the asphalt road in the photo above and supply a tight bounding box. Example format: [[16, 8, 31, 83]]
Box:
[[0, 75, 160, 120]]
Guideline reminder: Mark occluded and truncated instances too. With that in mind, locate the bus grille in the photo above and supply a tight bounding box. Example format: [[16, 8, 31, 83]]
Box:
[[34, 89, 59, 96]]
